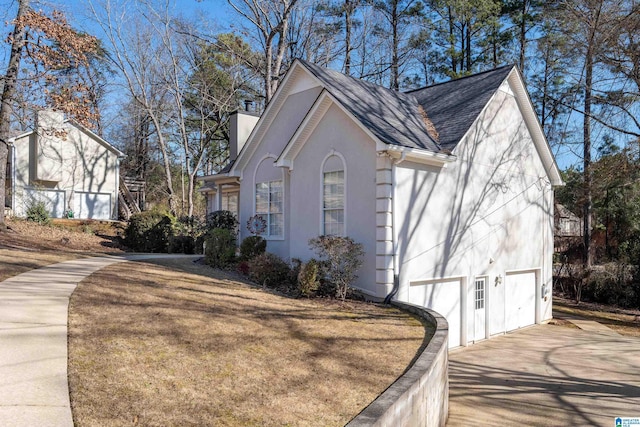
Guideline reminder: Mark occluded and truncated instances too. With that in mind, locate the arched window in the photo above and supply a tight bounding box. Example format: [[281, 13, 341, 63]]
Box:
[[321, 152, 345, 236], [254, 155, 284, 238]]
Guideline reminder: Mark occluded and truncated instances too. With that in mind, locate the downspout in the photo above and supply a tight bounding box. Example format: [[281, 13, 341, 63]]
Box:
[[114, 157, 120, 220], [384, 151, 406, 304], [11, 143, 16, 216]]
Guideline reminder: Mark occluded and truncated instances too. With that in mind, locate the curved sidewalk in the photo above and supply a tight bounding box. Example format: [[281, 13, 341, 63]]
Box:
[[0, 254, 199, 427]]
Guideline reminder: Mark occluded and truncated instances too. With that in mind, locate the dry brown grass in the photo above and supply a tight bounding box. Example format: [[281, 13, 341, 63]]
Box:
[[553, 296, 640, 337], [68, 258, 429, 427], [0, 249, 79, 282], [0, 218, 126, 282]]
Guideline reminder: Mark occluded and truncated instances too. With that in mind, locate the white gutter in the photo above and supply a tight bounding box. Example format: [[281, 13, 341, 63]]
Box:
[[385, 145, 456, 167]]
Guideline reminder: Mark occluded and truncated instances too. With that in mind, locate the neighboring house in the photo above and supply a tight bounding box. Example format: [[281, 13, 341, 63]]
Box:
[[555, 203, 583, 238], [554, 203, 583, 254], [7, 110, 125, 220], [199, 59, 563, 348]]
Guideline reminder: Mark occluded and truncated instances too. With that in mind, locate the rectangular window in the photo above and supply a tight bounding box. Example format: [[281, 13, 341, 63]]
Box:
[[323, 170, 344, 236], [256, 180, 283, 237], [221, 192, 238, 217], [475, 278, 485, 310]]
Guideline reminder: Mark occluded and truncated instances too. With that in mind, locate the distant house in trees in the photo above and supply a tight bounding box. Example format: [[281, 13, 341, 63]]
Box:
[[6, 110, 139, 220], [199, 60, 563, 348], [554, 203, 583, 253]]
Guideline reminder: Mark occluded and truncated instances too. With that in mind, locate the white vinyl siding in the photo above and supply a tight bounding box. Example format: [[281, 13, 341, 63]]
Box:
[[256, 180, 283, 237], [323, 170, 344, 236]]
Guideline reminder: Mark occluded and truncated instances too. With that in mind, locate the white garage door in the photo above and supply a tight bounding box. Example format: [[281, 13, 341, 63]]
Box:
[[409, 278, 462, 348], [505, 271, 537, 331], [24, 188, 65, 218], [74, 192, 111, 220]]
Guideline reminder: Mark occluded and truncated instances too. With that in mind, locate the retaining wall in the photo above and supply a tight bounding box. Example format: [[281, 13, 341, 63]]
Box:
[[346, 302, 449, 427]]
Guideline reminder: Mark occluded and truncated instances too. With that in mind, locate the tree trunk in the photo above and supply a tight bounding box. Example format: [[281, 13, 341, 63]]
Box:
[[448, 6, 456, 74], [0, 0, 30, 226], [148, 113, 177, 215], [583, 45, 593, 269], [465, 22, 471, 72], [580, 2, 604, 301], [344, 0, 353, 76], [519, 0, 527, 72], [391, 1, 399, 90]]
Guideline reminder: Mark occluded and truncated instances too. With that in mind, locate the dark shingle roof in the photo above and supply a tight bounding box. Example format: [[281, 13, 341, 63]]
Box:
[[298, 59, 440, 152], [408, 65, 514, 151]]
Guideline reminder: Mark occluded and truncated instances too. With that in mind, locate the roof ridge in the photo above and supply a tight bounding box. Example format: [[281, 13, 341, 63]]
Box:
[[404, 64, 515, 94], [295, 58, 440, 151], [298, 58, 411, 97]]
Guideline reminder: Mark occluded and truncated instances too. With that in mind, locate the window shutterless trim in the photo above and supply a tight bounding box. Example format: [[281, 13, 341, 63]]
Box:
[[320, 150, 346, 236]]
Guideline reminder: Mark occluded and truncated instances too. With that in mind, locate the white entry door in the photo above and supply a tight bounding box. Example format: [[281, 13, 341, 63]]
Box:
[[474, 277, 486, 341], [505, 271, 537, 331]]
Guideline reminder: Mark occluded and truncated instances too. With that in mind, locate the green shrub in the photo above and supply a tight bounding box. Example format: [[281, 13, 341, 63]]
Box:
[[309, 235, 364, 301], [582, 263, 638, 307], [247, 253, 293, 290], [26, 201, 51, 225], [173, 216, 206, 254], [239, 235, 267, 261], [206, 210, 238, 233], [169, 235, 196, 254], [204, 228, 237, 268], [298, 259, 320, 297], [125, 210, 175, 252]]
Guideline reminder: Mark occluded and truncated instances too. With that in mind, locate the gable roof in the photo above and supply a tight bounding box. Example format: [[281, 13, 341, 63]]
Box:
[[10, 118, 125, 158], [407, 65, 514, 152], [213, 60, 561, 185], [298, 59, 441, 152]]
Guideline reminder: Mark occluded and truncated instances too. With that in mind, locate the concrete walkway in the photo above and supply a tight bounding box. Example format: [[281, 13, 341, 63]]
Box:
[[0, 254, 199, 427], [448, 324, 640, 426], [555, 312, 622, 336]]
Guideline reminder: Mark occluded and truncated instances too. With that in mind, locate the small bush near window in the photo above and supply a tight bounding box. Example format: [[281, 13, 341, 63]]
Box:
[[247, 253, 294, 291], [204, 228, 237, 269], [26, 201, 51, 225], [125, 210, 175, 252], [206, 210, 238, 233], [239, 235, 267, 261], [298, 259, 321, 297], [309, 235, 364, 301]]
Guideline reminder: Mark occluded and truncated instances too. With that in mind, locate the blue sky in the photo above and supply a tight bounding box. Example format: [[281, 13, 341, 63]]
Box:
[[0, 0, 584, 170]]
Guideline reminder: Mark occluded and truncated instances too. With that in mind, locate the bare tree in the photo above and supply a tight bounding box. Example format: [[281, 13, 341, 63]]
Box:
[[0, 0, 99, 225], [370, 0, 424, 90], [228, 0, 300, 102], [92, 0, 257, 217], [90, 0, 179, 213]]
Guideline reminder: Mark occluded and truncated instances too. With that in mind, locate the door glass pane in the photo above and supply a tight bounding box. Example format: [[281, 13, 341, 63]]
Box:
[[475, 279, 485, 310]]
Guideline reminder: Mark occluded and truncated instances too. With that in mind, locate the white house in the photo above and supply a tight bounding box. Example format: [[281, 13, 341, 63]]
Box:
[[200, 60, 563, 348], [7, 110, 125, 220]]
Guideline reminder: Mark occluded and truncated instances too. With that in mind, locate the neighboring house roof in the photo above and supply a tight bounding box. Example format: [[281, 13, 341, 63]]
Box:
[[9, 119, 125, 158], [555, 203, 581, 219], [408, 65, 514, 151], [298, 59, 441, 152]]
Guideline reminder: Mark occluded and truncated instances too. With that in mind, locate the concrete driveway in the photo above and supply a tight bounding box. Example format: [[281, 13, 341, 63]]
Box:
[[448, 324, 640, 426]]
